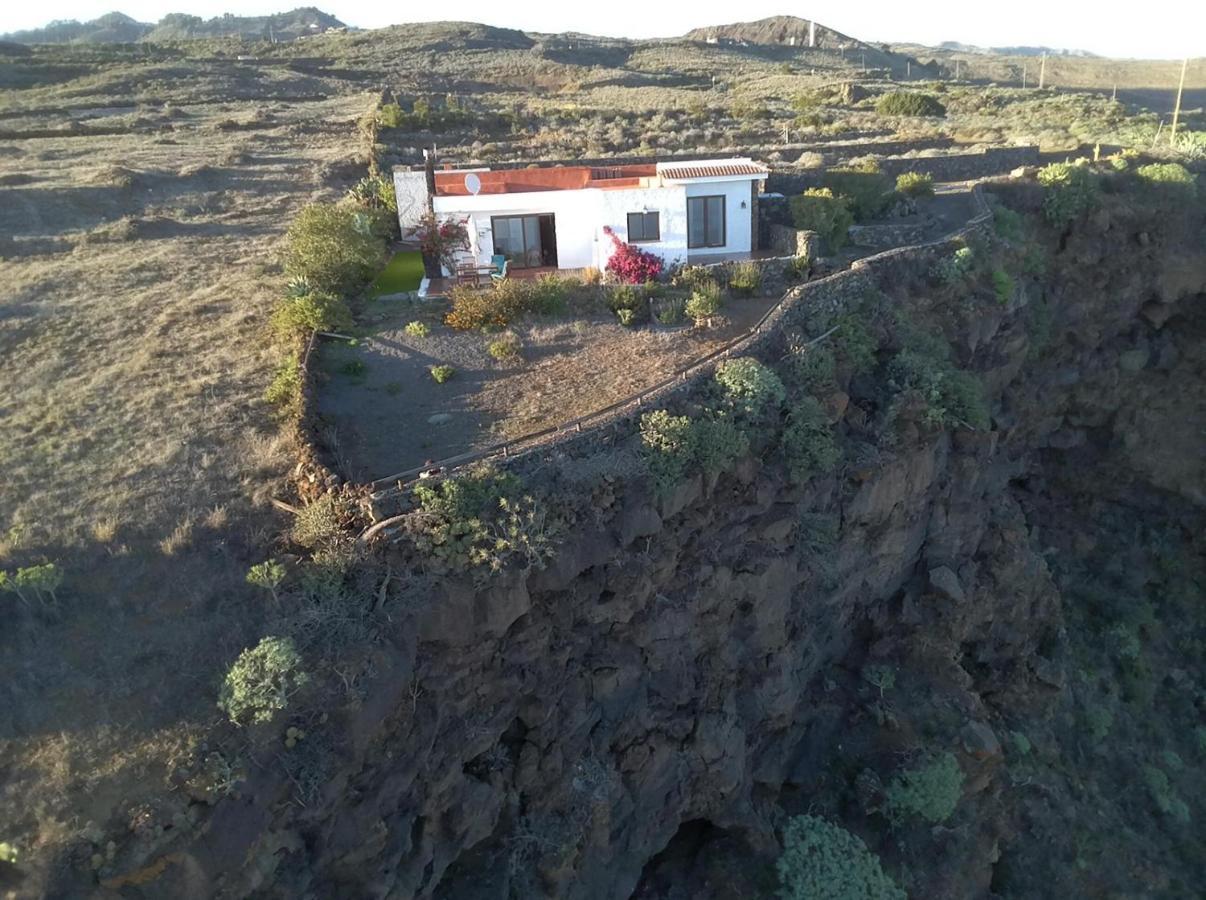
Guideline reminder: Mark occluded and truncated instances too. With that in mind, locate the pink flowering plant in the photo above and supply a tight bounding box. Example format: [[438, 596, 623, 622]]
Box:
[[603, 226, 663, 284], [413, 212, 470, 272]]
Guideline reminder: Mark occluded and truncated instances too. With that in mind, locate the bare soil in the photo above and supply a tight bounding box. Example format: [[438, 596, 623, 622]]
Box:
[[315, 293, 781, 482]]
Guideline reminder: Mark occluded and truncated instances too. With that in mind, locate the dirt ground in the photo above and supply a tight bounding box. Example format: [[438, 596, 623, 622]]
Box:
[[315, 292, 782, 482]]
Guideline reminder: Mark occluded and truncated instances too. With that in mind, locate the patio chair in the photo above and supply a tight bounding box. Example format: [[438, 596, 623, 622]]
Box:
[[491, 257, 510, 284]]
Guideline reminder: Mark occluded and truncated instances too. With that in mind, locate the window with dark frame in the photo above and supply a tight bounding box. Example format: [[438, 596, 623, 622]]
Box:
[[687, 195, 726, 249], [626, 211, 660, 243]]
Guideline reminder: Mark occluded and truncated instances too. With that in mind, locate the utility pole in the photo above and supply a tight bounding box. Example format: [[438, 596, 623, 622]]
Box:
[[906, 60, 911, 79], [1170, 57, 1188, 144], [1022, 65, 1027, 89], [1039, 54, 1046, 89], [955, 59, 960, 81], [1112, 83, 1117, 101], [861, 52, 865, 74]]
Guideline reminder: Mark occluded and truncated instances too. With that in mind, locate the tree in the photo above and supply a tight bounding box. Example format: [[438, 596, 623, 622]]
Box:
[[777, 815, 905, 900], [217, 636, 308, 726], [789, 189, 854, 252], [283, 202, 387, 295]]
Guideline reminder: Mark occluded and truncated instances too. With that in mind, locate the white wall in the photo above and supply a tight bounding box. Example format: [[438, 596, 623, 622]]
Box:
[[683, 179, 755, 259], [393, 171, 429, 234], [428, 176, 759, 272]]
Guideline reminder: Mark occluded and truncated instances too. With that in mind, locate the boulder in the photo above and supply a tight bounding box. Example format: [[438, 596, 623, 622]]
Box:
[[928, 565, 966, 603]]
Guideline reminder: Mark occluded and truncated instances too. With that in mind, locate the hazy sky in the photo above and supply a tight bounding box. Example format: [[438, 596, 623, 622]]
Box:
[[3, 1, 1203, 59]]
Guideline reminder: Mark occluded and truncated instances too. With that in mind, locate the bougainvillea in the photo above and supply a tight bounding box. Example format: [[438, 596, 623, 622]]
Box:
[[603, 226, 663, 284], [412, 212, 470, 272]]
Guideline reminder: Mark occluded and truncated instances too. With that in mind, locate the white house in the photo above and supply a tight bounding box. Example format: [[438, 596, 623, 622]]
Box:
[[393, 158, 769, 273]]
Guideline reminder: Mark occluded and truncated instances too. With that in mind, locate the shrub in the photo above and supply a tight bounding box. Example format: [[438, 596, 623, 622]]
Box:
[[895, 171, 934, 197], [640, 409, 695, 495], [782, 398, 839, 482], [822, 162, 894, 220], [411, 466, 556, 573], [685, 282, 722, 323], [0, 563, 64, 608], [876, 92, 946, 117], [271, 288, 353, 338], [785, 345, 836, 394], [605, 284, 648, 325], [603, 226, 663, 283], [883, 752, 963, 824], [412, 211, 470, 274], [246, 560, 286, 605], [1135, 162, 1198, 200], [403, 320, 430, 338], [487, 332, 523, 361], [291, 494, 346, 550], [265, 353, 302, 417], [691, 417, 749, 476], [1036, 162, 1099, 227], [786, 254, 812, 281], [931, 246, 976, 284], [671, 265, 717, 293], [429, 364, 456, 383], [714, 357, 786, 418], [1142, 765, 1190, 823], [888, 347, 990, 430], [776, 814, 905, 900], [346, 174, 397, 213], [581, 266, 602, 285], [790, 189, 853, 252], [991, 268, 1014, 305], [0, 842, 18, 865], [284, 202, 387, 295], [992, 206, 1025, 241], [217, 636, 309, 726], [655, 297, 687, 325], [834, 313, 879, 374], [727, 260, 763, 296]]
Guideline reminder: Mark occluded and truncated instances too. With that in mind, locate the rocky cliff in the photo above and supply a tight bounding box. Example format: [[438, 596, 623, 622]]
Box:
[[63, 179, 1205, 899]]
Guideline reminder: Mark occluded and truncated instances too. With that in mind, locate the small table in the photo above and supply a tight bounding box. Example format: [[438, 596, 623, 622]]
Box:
[[455, 263, 498, 288]]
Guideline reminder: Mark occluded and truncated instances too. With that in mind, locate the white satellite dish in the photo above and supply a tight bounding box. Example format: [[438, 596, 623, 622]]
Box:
[[464, 173, 482, 195]]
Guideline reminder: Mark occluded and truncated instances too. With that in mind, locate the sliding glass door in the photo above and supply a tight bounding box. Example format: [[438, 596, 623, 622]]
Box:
[[491, 214, 558, 268], [687, 195, 725, 249]]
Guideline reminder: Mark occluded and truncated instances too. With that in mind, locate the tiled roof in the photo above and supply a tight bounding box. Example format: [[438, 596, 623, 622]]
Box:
[[657, 160, 769, 180]]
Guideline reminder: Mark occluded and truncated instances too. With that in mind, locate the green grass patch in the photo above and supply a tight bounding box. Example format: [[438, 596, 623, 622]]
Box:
[[370, 250, 424, 296]]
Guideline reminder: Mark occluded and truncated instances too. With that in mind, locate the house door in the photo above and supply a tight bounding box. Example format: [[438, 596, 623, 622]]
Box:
[[687, 195, 726, 249], [491, 214, 558, 268]]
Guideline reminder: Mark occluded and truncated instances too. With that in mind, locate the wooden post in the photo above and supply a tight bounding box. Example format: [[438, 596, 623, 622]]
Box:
[[1039, 54, 1046, 90], [1170, 58, 1188, 144]]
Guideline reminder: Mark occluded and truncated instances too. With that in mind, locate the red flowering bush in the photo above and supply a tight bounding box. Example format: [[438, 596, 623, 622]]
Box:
[[412, 211, 470, 272], [603, 226, 663, 284]]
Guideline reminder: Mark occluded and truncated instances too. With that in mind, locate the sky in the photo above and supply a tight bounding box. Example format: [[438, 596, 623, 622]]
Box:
[[2, 1, 1203, 59]]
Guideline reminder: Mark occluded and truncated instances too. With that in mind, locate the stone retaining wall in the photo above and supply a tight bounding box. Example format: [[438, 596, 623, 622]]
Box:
[[768, 146, 1040, 195]]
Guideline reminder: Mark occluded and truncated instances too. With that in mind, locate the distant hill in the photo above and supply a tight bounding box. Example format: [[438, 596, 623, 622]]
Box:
[[1, 7, 345, 44], [937, 41, 1098, 58], [683, 15, 869, 51]]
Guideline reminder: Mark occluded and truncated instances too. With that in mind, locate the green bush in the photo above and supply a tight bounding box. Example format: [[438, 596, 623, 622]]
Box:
[[283, 202, 387, 295], [217, 636, 309, 725], [727, 260, 763, 296], [1036, 162, 1099, 227], [640, 409, 696, 495], [487, 332, 523, 361], [685, 283, 723, 323], [655, 297, 687, 325], [429, 364, 456, 383], [291, 494, 347, 550], [411, 466, 556, 573], [605, 283, 649, 326], [346, 174, 397, 213], [782, 398, 839, 482], [833, 312, 880, 374], [790, 189, 854, 252], [888, 347, 990, 430], [671, 265, 717, 293], [992, 206, 1025, 241], [1135, 162, 1198, 200], [271, 288, 353, 338], [991, 268, 1015, 305], [895, 171, 934, 197], [1142, 765, 1190, 823], [0, 563, 64, 608], [691, 417, 749, 476], [822, 162, 894, 220], [776, 814, 905, 900], [931, 246, 976, 284], [714, 357, 786, 418], [403, 320, 430, 338], [876, 92, 946, 117], [246, 559, 286, 604], [883, 752, 963, 824], [265, 353, 302, 417], [785, 345, 837, 395]]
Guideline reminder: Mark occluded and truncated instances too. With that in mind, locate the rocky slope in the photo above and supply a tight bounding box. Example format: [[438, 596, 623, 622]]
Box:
[[31, 180, 1205, 899]]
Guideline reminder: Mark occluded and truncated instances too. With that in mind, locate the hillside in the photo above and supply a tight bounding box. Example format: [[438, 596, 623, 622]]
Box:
[[684, 15, 869, 50], [0, 7, 345, 44]]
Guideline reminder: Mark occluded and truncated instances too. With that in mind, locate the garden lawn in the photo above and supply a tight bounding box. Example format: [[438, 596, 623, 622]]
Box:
[[370, 250, 424, 295]]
